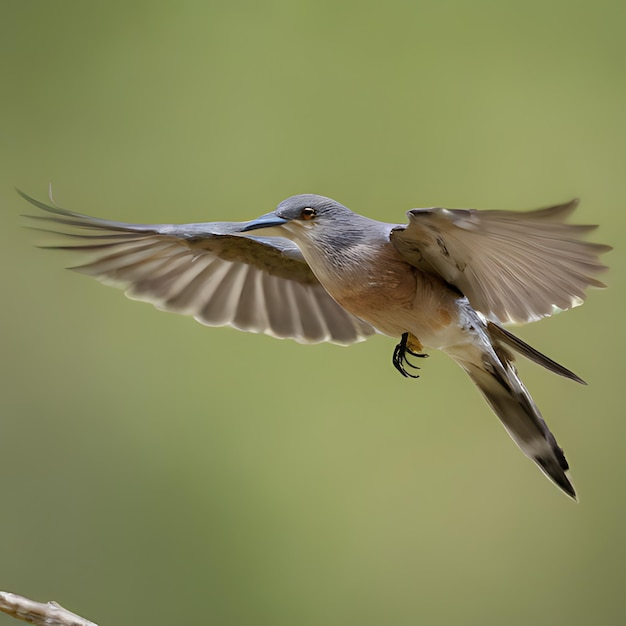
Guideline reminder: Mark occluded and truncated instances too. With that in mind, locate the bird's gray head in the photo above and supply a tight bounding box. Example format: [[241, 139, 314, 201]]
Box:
[[274, 194, 352, 222], [243, 194, 351, 234], [242, 194, 376, 252], [243, 193, 386, 282]]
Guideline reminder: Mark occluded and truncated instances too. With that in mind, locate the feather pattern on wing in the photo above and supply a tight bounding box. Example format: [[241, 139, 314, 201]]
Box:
[[20, 191, 375, 345], [390, 199, 611, 324]]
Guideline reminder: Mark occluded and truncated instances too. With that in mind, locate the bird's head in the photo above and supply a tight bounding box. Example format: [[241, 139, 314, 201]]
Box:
[[242, 194, 354, 238]]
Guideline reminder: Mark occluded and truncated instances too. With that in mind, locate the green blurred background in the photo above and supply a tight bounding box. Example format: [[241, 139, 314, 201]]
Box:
[[1, 1, 624, 624]]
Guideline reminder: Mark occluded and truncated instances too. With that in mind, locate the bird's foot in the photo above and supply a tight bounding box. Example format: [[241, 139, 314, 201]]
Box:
[[392, 332, 429, 378]]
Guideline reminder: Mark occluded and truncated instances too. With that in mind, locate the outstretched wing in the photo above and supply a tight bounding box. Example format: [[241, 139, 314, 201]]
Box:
[[390, 199, 611, 324], [21, 191, 375, 345]]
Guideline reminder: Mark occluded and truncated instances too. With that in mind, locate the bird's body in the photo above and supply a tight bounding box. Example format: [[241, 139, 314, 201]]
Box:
[[304, 233, 459, 345], [21, 190, 610, 499]]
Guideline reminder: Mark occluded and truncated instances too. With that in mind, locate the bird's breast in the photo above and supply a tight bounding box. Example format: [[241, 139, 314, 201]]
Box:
[[311, 242, 463, 347]]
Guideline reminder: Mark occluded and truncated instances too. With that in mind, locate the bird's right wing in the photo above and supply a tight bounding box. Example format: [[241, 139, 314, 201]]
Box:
[[390, 199, 611, 325], [21, 191, 375, 345]]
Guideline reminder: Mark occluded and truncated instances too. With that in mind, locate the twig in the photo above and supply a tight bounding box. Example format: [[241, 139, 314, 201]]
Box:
[[0, 592, 96, 626]]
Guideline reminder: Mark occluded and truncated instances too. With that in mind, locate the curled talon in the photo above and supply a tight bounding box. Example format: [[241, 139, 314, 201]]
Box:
[[393, 332, 430, 378]]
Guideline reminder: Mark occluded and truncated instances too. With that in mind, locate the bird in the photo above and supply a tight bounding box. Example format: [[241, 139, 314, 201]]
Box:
[[20, 189, 611, 500]]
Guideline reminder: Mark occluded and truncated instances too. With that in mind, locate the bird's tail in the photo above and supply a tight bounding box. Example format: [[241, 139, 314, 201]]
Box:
[[447, 342, 576, 500]]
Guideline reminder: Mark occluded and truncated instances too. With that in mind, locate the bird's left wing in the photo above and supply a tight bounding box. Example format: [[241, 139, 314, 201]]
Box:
[[390, 199, 611, 324], [21, 191, 375, 345]]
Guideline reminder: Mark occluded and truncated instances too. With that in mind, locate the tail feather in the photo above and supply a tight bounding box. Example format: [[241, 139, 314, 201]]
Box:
[[487, 321, 586, 385], [450, 345, 576, 500]]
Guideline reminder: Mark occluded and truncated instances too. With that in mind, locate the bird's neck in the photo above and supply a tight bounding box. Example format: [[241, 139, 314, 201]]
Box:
[[298, 231, 409, 300]]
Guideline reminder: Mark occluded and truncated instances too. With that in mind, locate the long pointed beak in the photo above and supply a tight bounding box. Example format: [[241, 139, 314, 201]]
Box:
[[242, 212, 289, 232]]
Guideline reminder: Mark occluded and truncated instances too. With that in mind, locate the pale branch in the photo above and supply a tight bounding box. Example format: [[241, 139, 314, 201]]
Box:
[[0, 592, 97, 626]]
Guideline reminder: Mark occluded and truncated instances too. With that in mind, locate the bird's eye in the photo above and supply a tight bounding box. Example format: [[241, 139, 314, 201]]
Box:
[[301, 207, 316, 220]]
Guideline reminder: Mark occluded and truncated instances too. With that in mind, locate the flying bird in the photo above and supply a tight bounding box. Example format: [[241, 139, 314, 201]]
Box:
[[21, 190, 610, 499]]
